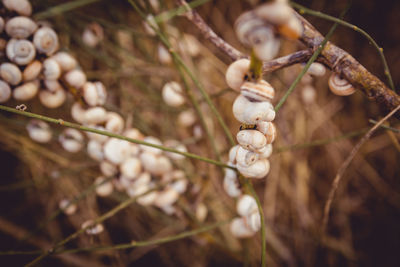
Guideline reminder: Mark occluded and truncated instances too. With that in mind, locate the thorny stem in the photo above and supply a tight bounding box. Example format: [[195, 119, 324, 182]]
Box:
[[321, 105, 400, 235], [275, 2, 351, 112], [0, 105, 234, 170], [290, 2, 395, 91]]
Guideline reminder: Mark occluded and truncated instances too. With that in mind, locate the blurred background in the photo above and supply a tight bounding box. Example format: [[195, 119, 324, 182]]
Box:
[[0, 0, 399, 266]]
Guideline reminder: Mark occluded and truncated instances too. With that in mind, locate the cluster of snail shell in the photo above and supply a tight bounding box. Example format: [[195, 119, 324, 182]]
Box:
[[0, 0, 197, 234]]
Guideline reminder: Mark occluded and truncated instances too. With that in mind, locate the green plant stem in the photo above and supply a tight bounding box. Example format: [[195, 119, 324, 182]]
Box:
[[243, 178, 266, 267], [275, 3, 351, 112], [33, 0, 103, 20], [0, 105, 233, 170], [127, 0, 236, 147], [291, 1, 395, 91], [369, 119, 400, 133], [154, 0, 211, 23], [1, 220, 229, 256], [249, 50, 263, 80]]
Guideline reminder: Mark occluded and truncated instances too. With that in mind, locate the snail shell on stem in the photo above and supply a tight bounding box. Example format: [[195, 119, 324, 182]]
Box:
[[0, 62, 22, 85], [225, 59, 250, 91], [6, 39, 36, 65], [240, 80, 275, 102], [26, 119, 52, 143], [0, 80, 11, 103], [5, 16, 37, 39], [33, 27, 59, 56], [328, 73, 355, 96]]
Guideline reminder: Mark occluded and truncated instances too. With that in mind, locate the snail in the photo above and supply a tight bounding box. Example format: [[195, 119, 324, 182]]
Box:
[[223, 167, 241, 197], [94, 176, 114, 197], [33, 27, 59, 56], [87, 140, 104, 161], [103, 138, 132, 165], [100, 160, 118, 177], [105, 112, 124, 134], [82, 81, 107, 107], [42, 58, 61, 80], [2, 0, 32, 16], [13, 80, 39, 100], [0, 62, 22, 85], [162, 81, 185, 107], [52, 52, 77, 72], [237, 158, 270, 178], [236, 194, 258, 217], [64, 69, 87, 89], [120, 157, 142, 179], [59, 199, 77, 215], [230, 217, 256, 238], [225, 59, 250, 91], [38, 87, 66, 108], [58, 128, 84, 153], [82, 23, 104, 48], [23, 60, 42, 81], [0, 80, 11, 103], [328, 73, 355, 96], [83, 106, 107, 124], [233, 94, 275, 124], [81, 220, 104, 235], [26, 119, 52, 143], [235, 146, 260, 167], [240, 80, 275, 102], [237, 129, 267, 151], [6, 39, 36, 65], [5, 16, 37, 39]]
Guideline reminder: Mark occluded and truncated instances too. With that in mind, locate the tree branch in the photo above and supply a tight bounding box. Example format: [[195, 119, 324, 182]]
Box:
[[177, 0, 400, 118]]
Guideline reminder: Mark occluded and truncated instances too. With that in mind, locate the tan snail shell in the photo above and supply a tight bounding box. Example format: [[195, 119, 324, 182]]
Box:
[[26, 119, 52, 143], [52, 52, 77, 72], [0, 80, 11, 103], [255, 1, 292, 25], [162, 81, 185, 107], [240, 80, 275, 102], [83, 106, 107, 124], [13, 80, 39, 100], [44, 79, 63, 92], [5, 16, 37, 39], [38, 88, 66, 109], [233, 94, 275, 124], [177, 109, 196, 127], [328, 73, 355, 96], [237, 158, 270, 178], [59, 128, 84, 153], [237, 194, 258, 217], [105, 112, 124, 134], [225, 59, 250, 91], [94, 176, 114, 197], [0, 62, 22, 85], [82, 23, 104, 47], [23, 60, 42, 81], [256, 121, 277, 144], [42, 58, 61, 80], [230, 217, 256, 238], [64, 69, 87, 89], [33, 27, 59, 56], [82, 81, 107, 106], [6, 39, 36, 65], [234, 11, 265, 47], [3, 0, 32, 16]]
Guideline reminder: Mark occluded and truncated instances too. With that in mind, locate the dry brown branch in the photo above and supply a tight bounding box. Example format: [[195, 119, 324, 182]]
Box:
[[177, 1, 400, 118], [321, 105, 400, 234]]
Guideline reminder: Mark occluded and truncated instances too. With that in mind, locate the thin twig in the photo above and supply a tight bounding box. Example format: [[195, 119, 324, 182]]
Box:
[[0, 105, 234, 170], [291, 1, 395, 91], [33, 0, 103, 20], [321, 105, 400, 234]]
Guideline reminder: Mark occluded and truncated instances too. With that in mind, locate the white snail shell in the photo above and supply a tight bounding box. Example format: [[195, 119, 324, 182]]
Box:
[[137, 190, 158, 206], [301, 84, 317, 104], [154, 188, 180, 208], [158, 44, 172, 64], [52, 52, 77, 72], [225, 59, 250, 91], [59, 199, 77, 215], [237, 158, 270, 178], [26, 119, 52, 143], [94, 176, 114, 197], [236, 146, 260, 167], [306, 62, 326, 77], [256, 121, 277, 144], [3, 0, 32, 16], [170, 179, 188, 194], [86, 125, 109, 144], [42, 58, 61, 80], [33, 27, 59, 56], [178, 109, 196, 127], [245, 212, 261, 232], [328, 73, 355, 96], [0, 62, 22, 85], [70, 102, 86, 124], [233, 94, 275, 124], [59, 128, 84, 153], [162, 81, 185, 107], [82, 23, 104, 47], [120, 157, 142, 179], [140, 152, 172, 176], [104, 138, 131, 165], [81, 219, 104, 235], [234, 11, 265, 47], [0, 80, 11, 103], [123, 128, 144, 140], [196, 203, 208, 222], [161, 170, 185, 183], [64, 69, 87, 89], [223, 167, 241, 197], [240, 80, 275, 102], [237, 194, 258, 217], [83, 106, 107, 125], [230, 217, 256, 238], [105, 112, 124, 134], [237, 129, 267, 151], [13, 80, 39, 100], [229, 145, 240, 164], [39, 87, 66, 109], [140, 136, 163, 155], [83, 81, 107, 106], [23, 60, 42, 81], [100, 160, 118, 177], [255, 1, 292, 25], [257, 144, 273, 159], [164, 139, 187, 161], [6, 39, 36, 65], [87, 140, 104, 161], [5, 16, 37, 39], [44, 79, 63, 92]]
